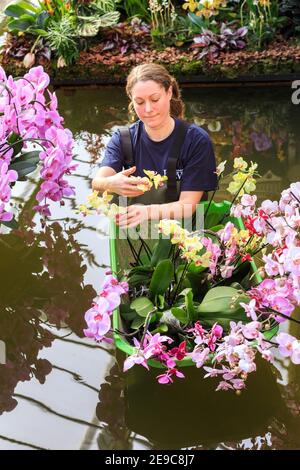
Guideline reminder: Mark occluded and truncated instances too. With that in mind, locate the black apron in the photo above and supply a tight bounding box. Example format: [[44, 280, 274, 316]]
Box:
[[116, 120, 207, 233]]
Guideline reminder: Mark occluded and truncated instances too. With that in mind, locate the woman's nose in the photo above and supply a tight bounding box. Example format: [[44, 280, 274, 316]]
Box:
[[145, 101, 152, 113]]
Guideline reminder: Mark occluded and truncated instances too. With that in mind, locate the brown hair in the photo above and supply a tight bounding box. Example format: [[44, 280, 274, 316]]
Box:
[[126, 63, 185, 119]]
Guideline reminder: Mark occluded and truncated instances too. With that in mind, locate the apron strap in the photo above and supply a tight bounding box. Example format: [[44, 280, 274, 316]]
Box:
[[166, 120, 190, 202], [119, 126, 134, 168], [119, 120, 190, 202]]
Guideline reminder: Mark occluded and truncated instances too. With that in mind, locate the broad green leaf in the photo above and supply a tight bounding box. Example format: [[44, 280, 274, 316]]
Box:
[[197, 286, 249, 328], [149, 258, 173, 298], [131, 315, 145, 330], [1, 217, 18, 230], [151, 323, 169, 334], [204, 211, 223, 229], [198, 286, 240, 314], [14, 151, 40, 164], [119, 303, 137, 322], [9, 160, 37, 178], [157, 294, 165, 310], [150, 237, 172, 267], [179, 287, 195, 320], [7, 132, 23, 158], [8, 18, 34, 31], [4, 4, 34, 18], [130, 297, 154, 318], [17, 1, 39, 13], [171, 307, 188, 324]]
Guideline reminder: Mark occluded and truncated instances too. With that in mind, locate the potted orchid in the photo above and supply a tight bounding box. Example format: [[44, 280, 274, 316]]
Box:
[[83, 157, 300, 393]]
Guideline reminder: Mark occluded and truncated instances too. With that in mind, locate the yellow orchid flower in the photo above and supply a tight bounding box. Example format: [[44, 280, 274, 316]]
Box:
[[75, 204, 93, 216], [233, 157, 248, 171], [143, 170, 168, 190], [182, 0, 199, 13]]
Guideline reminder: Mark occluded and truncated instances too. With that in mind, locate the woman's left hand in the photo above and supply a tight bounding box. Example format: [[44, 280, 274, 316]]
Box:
[[116, 204, 149, 229]]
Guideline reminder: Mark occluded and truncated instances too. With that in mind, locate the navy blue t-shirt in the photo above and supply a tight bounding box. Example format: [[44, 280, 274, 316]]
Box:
[[99, 119, 218, 192]]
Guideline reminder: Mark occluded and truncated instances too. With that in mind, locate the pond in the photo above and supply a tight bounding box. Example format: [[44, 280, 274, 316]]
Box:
[[0, 84, 300, 450]]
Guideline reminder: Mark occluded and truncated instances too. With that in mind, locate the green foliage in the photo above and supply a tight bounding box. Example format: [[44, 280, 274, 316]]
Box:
[[4, 0, 50, 36], [117, 0, 151, 22], [76, 0, 120, 37], [130, 296, 155, 317], [197, 286, 249, 329], [149, 259, 174, 299], [46, 16, 79, 64], [279, 0, 300, 37]]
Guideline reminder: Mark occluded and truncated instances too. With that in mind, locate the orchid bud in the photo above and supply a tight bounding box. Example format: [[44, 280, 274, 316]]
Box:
[[57, 56, 67, 68], [23, 52, 35, 69]]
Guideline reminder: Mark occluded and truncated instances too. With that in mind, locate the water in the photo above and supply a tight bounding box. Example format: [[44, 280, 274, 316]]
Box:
[[0, 84, 300, 450]]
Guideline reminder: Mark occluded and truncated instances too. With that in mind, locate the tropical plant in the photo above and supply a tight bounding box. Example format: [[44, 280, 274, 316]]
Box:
[[148, 0, 178, 46], [4, 0, 50, 36], [75, 0, 121, 37], [116, 0, 151, 22], [240, 0, 287, 49], [191, 22, 248, 59], [45, 15, 79, 65], [279, 0, 300, 38], [93, 17, 151, 55]]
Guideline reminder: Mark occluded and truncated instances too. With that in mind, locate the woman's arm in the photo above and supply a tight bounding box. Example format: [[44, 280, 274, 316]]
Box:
[[116, 191, 204, 228], [92, 165, 149, 197], [147, 191, 204, 221]]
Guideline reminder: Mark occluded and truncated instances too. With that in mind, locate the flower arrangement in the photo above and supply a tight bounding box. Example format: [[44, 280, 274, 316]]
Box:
[[0, 65, 75, 224], [83, 157, 300, 392]]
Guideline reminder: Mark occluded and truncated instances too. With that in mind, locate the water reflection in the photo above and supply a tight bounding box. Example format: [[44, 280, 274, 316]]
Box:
[[0, 215, 98, 415], [95, 354, 300, 450]]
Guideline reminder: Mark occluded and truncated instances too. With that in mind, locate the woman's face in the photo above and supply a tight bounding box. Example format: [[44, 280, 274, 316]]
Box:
[[131, 80, 172, 129]]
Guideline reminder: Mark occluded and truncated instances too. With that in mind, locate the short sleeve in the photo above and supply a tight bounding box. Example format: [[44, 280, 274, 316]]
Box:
[[180, 129, 218, 192], [99, 130, 123, 173]]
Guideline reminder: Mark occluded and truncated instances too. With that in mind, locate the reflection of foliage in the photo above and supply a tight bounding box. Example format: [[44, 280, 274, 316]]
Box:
[[185, 91, 291, 170], [0, 217, 97, 414], [96, 361, 132, 450]]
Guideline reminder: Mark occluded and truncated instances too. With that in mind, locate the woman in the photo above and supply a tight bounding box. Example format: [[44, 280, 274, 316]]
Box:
[[92, 63, 218, 229]]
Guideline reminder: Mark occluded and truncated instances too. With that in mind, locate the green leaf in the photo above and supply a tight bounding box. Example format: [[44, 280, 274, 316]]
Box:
[[198, 286, 240, 314], [17, 1, 39, 13], [9, 160, 37, 178], [19, 13, 35, 23], [30, 28, 48, 36], [151, 323, 169, 334], [130, 297, 155, 318], [7, 132, 23, 158], [179, 287, 195, 320], [209, 224, 224, 232], [171, 307, 188, 324], [156, 294, 165, 310], [149, 258, 173, 298], [150, 237, 172, 267], [131, 315, 145, 329], [197, 286, 249, 328], [119, 303, 137, 322], [8, 18, 34, 32], [204, 211, 223, 229], [14, 151, 40, 164], [1, 217, 18, 230], [4, 4, 34, 18]]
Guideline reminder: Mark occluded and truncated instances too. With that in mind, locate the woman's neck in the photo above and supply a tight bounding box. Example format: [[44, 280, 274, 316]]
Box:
[[144, 116, 175, 142]]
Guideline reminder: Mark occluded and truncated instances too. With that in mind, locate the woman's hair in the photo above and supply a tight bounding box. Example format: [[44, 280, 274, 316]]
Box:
[[126, 63, 185, 119]]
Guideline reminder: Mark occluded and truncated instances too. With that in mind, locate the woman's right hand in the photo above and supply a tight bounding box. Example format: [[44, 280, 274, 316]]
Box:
[[107, 166, 150, 197]]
